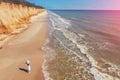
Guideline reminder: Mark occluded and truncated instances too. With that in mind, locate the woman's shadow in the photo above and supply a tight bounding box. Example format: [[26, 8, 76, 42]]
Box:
[[19, 68, 28, 72]]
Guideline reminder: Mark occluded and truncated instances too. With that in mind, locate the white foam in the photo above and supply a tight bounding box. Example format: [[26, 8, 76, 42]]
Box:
[[90, 67, 119, 80], [47, 11, 120, 80], [41, 27, 55, 80], [54, 26, 119, 79], [42, 43, 55, 80], [48, 11, 71, 29]]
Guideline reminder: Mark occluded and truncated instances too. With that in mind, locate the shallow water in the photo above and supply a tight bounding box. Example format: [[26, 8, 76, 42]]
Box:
[[42, 10, 120, 80]]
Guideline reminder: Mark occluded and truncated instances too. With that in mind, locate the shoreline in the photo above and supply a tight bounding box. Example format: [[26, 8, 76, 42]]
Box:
[[0, 11, 48, 80]]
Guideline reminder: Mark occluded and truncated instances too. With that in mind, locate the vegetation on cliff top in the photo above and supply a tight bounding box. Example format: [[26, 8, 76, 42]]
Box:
[[0, 0, 44, 34], [0, 0, 43, 8]]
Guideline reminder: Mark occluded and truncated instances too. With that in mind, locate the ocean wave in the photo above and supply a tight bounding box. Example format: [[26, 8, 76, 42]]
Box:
[[43, 11, 120, 80], [48, 11, 71, 29], [48, 11, 120, 80], [60, 28, 120, 80], [41, 22, 55, 80], [42, 36, 58, 80]]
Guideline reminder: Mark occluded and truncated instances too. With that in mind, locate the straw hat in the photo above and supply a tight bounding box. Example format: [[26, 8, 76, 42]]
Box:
[[26, 60, 30, 64]]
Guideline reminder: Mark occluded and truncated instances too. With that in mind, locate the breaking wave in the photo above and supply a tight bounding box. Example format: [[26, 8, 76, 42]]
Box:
[[42, 10, 120, 80]]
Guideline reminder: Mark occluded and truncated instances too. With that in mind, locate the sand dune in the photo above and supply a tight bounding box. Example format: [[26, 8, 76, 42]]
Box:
[[0, 11, 48, 80]]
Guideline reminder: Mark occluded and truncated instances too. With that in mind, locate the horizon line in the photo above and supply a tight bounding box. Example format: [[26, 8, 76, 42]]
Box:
[[47, 9, 120, 11]]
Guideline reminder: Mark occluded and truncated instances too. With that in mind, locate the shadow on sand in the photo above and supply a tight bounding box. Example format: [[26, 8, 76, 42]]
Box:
[[19, 68, 28, 73]]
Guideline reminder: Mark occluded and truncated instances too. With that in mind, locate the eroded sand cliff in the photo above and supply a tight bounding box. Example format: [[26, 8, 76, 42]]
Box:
[[0, 1, 44, 33], [0, 0, 44, 47]]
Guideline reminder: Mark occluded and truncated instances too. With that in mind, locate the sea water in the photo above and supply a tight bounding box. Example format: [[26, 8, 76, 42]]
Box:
[[42, 10, 120, 80]]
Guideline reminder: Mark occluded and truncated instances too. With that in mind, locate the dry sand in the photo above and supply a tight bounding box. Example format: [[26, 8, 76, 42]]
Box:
[[0, 11, 48, 80]]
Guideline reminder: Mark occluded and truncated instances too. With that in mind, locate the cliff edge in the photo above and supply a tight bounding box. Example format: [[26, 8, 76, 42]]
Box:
[[0, 0, 44, 34], [0, 0, 45, 47]]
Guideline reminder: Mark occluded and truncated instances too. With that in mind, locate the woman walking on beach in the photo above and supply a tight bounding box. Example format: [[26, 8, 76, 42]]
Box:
[[26, 60, 31, 72]]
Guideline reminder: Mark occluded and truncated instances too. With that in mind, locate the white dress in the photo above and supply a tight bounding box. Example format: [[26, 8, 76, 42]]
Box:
[[27, 64, 31, 72], [26, 60, 31, 72]]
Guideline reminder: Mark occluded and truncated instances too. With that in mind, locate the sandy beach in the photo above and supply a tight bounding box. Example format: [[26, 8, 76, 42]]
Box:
[[0, 11, 48, 80]]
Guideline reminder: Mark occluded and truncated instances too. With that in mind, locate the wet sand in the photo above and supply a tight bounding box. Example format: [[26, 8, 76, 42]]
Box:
[[0, 11, 48, 80]]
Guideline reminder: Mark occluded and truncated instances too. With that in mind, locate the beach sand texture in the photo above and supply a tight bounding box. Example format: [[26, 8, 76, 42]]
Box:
[[0, 11, 48, 80]]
